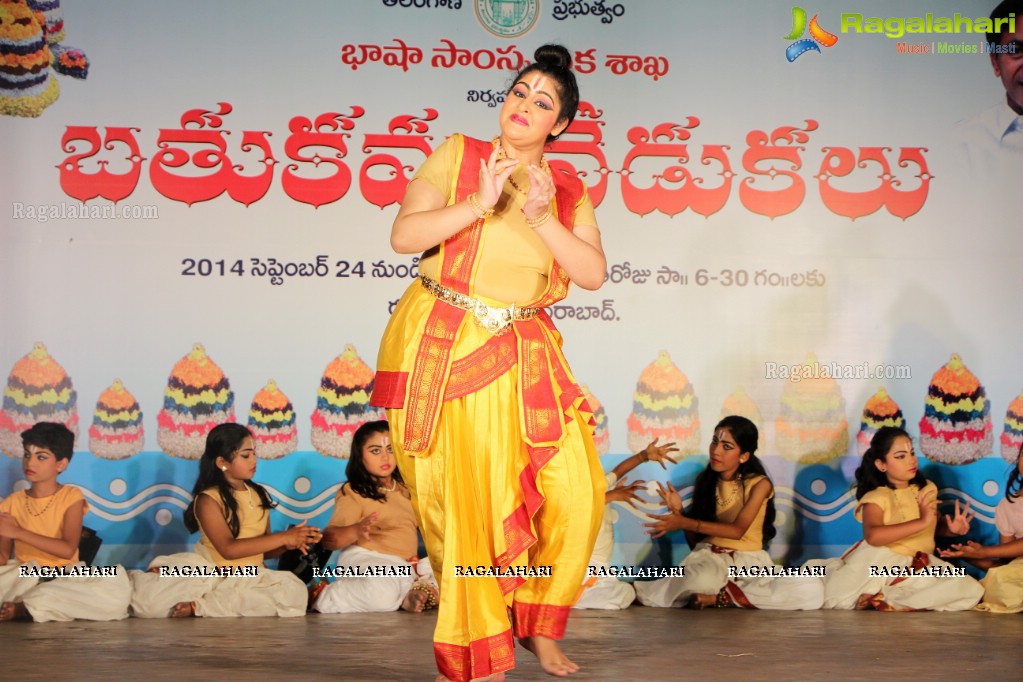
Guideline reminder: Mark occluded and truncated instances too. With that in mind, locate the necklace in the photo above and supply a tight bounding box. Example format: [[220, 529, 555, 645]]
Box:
[[493, 137, 550, 196], [381, 479, 397, 493], [716, 478, 742, 509], [24, 487, 61, 517], [508, 174, 529, 196], [234, 485, 256, 509]]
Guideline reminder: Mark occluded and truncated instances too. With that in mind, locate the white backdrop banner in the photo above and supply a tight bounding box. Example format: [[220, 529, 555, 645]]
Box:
[[1, 0, 1021, 569]]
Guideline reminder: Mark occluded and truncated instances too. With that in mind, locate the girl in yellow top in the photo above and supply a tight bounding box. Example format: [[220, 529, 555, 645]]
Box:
[[637, 416, 823, 610], [814, 426, 982, 610], [129, 423, 319, 618], [0, 422, 130, 622]]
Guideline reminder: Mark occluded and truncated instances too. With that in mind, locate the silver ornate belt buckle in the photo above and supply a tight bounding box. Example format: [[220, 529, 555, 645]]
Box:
[[473, 300, 512, 334]]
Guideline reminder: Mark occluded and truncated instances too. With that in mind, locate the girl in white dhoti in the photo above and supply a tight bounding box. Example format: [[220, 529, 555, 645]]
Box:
[[940, 443, 1023, 612], [1, 422, 130, 622], [129, 423, 320, 618], [637, 416, 823, 610], [312, 420, 438, 614], [810, 426, 982, 611]]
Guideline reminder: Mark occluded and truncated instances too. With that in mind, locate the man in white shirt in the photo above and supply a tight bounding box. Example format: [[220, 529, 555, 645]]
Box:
[[954, 1, 1023, 174]]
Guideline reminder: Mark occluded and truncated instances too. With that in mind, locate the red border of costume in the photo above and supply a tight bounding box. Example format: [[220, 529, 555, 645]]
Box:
[[435, 629, 516, 682]]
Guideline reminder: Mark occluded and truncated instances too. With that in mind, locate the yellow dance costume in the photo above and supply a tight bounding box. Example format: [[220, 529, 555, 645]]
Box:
[[372, 134, 606, 681]]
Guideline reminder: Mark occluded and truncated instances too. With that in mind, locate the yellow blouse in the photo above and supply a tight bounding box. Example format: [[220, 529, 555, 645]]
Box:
[[855, 481, 937, 557], [196, 486, 268, 567], [0, 486, 87, 567], [708, 474, 771, 552], [414, 135, 598, 306]]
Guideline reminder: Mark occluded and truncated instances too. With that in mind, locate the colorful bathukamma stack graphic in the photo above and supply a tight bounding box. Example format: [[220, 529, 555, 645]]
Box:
[[581, 385, 609, 456], [774, 354, 848, 463], [0, 1, 59, 117], [919, 354, 992, 465], [856, 388, 905, 456], [29, 0, 89, 78], [247, 379, 297, 460], [157, 344, 234, 459], [718, 386, 764, 452], [0, 342, 78, 458], [311, 345, 383, 458], [626, 351, 700, 457], [88, 379, 144, 459], [1002, 390, 1023, 463]]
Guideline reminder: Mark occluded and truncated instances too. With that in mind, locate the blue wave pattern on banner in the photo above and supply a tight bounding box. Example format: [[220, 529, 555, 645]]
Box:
[[81, 484, 192, 520], [0, 451, 1011, 570]]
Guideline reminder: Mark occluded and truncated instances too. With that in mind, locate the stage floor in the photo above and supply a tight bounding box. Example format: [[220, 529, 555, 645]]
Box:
[[0, 606, 1016, 681]]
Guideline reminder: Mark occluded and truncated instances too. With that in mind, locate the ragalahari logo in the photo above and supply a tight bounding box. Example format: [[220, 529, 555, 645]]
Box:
[[784, 7, 839, 61]]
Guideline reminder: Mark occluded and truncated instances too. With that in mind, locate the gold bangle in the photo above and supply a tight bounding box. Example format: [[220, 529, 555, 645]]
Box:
[[524, 207, 552, 229], [466, 192, 494, 221], [695, 519, 702, 533]]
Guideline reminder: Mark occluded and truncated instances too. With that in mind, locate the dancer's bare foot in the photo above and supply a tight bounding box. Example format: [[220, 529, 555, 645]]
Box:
[[401, 588, 428, 612], [519, 635, 580, 677], [0, 601, 29, 621], [688, 593, 717, 609], [170, 601, 196, 618], [434, 673, 505, 682], [854, 593, 876, 611], [400, 584, 438, 613]]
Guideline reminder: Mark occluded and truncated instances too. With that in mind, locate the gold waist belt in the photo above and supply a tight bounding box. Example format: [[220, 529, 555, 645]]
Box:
[[419, 275, 541, 334]]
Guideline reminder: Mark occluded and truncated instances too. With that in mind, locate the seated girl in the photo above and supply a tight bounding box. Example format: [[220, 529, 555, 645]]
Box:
[[810, 426, 982, 611], [574, 438, 679, 610], [313, 420, 438, 613], [636, 416, 823, 609], [939, 442, 1023, 612], [129, 423, 318, 617]]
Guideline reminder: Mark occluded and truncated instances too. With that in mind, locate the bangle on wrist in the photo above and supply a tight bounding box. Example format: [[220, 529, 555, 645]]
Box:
[[695, 519, 702, 533], [467, 192, 494, 220], [523, 207, 552, 229], [638, 449, 648, 463]]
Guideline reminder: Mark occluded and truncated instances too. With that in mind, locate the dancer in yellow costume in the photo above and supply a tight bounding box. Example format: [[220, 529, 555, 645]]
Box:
[[371, 44, 607, 682]]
